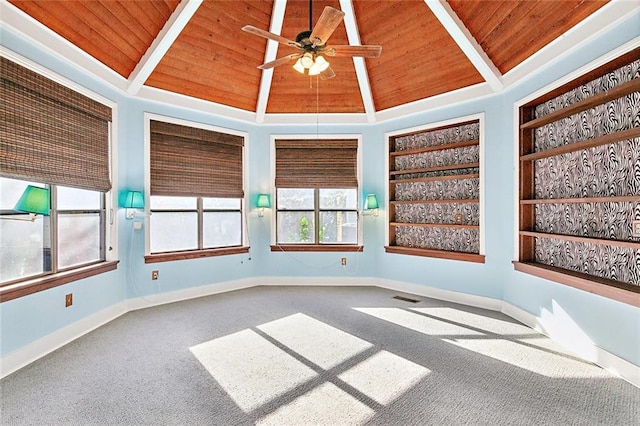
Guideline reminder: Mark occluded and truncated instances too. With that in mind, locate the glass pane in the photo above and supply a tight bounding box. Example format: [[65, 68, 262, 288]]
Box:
[[203, 212, 241, 248], [277, 189, 314, 210], [58, 186, 101, 210], [320, 211, 358, 244], [58, 213, 102, 268], [276, 211, 315, 244], [0, 177, 44, 210], [150, 212, 197, 252], [203, 198, 241, 210], [0, 216, 48, 282], [319, 189, 358, 210], [150, 196, 196, 210]]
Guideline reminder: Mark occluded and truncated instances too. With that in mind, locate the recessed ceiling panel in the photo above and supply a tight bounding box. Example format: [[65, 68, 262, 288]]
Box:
[[448, 0, 609, 74], [353, 0, 485, 112], [145, 0, 272, 112], [266, 0, 364, 114], [8, 0, 179, 78]]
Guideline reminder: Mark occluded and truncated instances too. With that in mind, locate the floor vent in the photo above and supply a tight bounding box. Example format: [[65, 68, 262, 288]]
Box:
[[393, 295, 421, 303]]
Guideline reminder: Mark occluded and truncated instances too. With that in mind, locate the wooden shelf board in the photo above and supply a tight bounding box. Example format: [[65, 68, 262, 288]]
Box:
[[385, 246, 485, 263], [520, 195, 640, 204], [513, 261, 640, 307], [520, 230, 640, 249], [390, 139, 479, 157], [520, 127, 640, 161], [390, 162, 479, 176], [391, 173, 479, 184], [520, 78, 640, 130], [390, 222, 479, 229]]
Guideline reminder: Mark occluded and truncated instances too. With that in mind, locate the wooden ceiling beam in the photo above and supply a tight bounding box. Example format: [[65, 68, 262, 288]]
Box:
[[339, 0, 376, 123], [256, 0, 288, 123], [127, 0, 203, 95], [424, 0, 503, 92]]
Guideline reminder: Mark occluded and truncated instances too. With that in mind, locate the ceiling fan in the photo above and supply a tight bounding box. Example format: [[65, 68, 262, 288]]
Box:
[[242, 1, 381, 80]]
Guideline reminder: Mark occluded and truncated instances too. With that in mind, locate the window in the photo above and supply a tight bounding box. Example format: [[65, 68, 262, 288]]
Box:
[[146, 118, 246, 262], [273, 138, 361, 251], [0, 56, 114, 301], [386, 118, 484, 263], [0, 178, 105, 284], [516, 48, 640, 306]]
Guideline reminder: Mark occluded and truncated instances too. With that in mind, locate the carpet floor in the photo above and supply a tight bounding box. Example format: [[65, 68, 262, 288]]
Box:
[[1, 285, 639, 425]]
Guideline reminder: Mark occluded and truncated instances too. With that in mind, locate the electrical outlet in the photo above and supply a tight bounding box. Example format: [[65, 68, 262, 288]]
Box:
[[341, 257, 347, 266], [152, 270, 159, 280], [65, 293, 73, 307], [633, 220, 640, 238]]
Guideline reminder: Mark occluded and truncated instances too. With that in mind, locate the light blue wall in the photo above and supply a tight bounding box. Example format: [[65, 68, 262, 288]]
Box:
[[1, 13, 638, 366]]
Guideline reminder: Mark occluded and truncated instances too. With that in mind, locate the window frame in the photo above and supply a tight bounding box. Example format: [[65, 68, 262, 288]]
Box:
[[143, 113, 249, 263], [270, 135, 363, 252], [0, 52, 118, 303]]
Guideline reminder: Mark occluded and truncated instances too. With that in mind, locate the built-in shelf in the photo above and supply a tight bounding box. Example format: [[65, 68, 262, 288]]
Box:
[[388, 119, 482, 262], [517, 51, 640, 304]]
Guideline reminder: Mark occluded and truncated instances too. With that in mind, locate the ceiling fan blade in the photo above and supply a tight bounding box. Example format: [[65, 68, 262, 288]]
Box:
[[309, 6, 345, 47], [242, 25, 301, 48], [324, 45, 382, 58], [320, 66, 336, 80], [258, 53, 302, 70]]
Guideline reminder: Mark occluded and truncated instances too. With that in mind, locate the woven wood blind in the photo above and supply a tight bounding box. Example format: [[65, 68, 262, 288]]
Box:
[[150, 120, 244, 198], [275, 139, 358, 188], [0, 57, 112, 192]]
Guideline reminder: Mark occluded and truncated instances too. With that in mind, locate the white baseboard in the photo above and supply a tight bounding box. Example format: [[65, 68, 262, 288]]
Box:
[[502, 302, 640, 388], [0, 301, 127, 379]]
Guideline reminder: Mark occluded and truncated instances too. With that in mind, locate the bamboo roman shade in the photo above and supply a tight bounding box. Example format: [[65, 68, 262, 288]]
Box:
[[0, 57, 112, 192], [150, 120, 244, 198], [275, 139, 358, 188]]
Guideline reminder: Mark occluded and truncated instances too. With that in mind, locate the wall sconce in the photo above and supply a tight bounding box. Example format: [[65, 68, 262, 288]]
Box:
[[256, 194, 271, 217], [0, 185, 50, 221], [122, 190, 144, 219], [364, 193, 379, 217]]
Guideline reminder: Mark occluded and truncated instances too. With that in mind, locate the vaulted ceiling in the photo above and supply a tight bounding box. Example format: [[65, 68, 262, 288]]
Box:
[[4, 0, 630, 123]]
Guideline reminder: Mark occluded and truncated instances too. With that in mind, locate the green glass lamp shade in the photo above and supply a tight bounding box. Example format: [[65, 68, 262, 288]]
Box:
[[123, 190, 144, 209], [365, 194, 379, 210], [256, 194, 271, 208], [14, 185, 50, 215]]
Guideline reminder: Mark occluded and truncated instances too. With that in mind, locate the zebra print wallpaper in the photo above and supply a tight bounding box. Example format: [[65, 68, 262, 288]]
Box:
[[530, 57, 639, 287], [390, 120, 481, 255]]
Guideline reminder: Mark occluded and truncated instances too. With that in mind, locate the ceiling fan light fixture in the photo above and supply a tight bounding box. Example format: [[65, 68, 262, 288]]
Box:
[[308, 55, 330, 75], [293, 58, 305, 73], [300, 52, 314, 69]]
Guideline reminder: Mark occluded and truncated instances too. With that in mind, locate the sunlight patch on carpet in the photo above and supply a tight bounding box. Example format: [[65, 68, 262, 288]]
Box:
[[256, 382, 375, 426], [338, 350, 430, 405], [190, 329, 317, 412], [354, 307, 484, 336], [411, 307, 537, 335], [258, 313, 374, 369]]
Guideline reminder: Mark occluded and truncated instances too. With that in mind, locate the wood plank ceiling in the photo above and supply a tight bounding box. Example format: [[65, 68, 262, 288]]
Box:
[[7, 0, 610, 117]]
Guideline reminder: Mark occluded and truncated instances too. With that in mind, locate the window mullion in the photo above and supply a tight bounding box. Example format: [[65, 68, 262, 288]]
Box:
[[197, 197, 204, 250], [48, 185, 57, 274], [314, 188, 320, 244]]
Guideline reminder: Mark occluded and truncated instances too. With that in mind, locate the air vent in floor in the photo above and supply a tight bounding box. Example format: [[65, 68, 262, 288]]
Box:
[[393, 295, 421, 303]]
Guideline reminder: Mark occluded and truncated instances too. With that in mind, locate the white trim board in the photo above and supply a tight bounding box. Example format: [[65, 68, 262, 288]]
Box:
[[2, 278, 637, 389]]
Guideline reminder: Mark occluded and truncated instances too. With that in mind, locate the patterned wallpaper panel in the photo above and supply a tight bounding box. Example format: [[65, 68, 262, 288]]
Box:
[[534, 237, 640, 286], [394, 122, 479, 151], [395, 203, 479, 225], [396, 226, 480, 254], [535, 202, 640, 241], [394, 167, 479, 180], [534, 138, 640, 199], [534, 93, 640, 152], [394, 146, 479, 171], [396, 177, 479, 201], [534, 59, 640, 118]]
